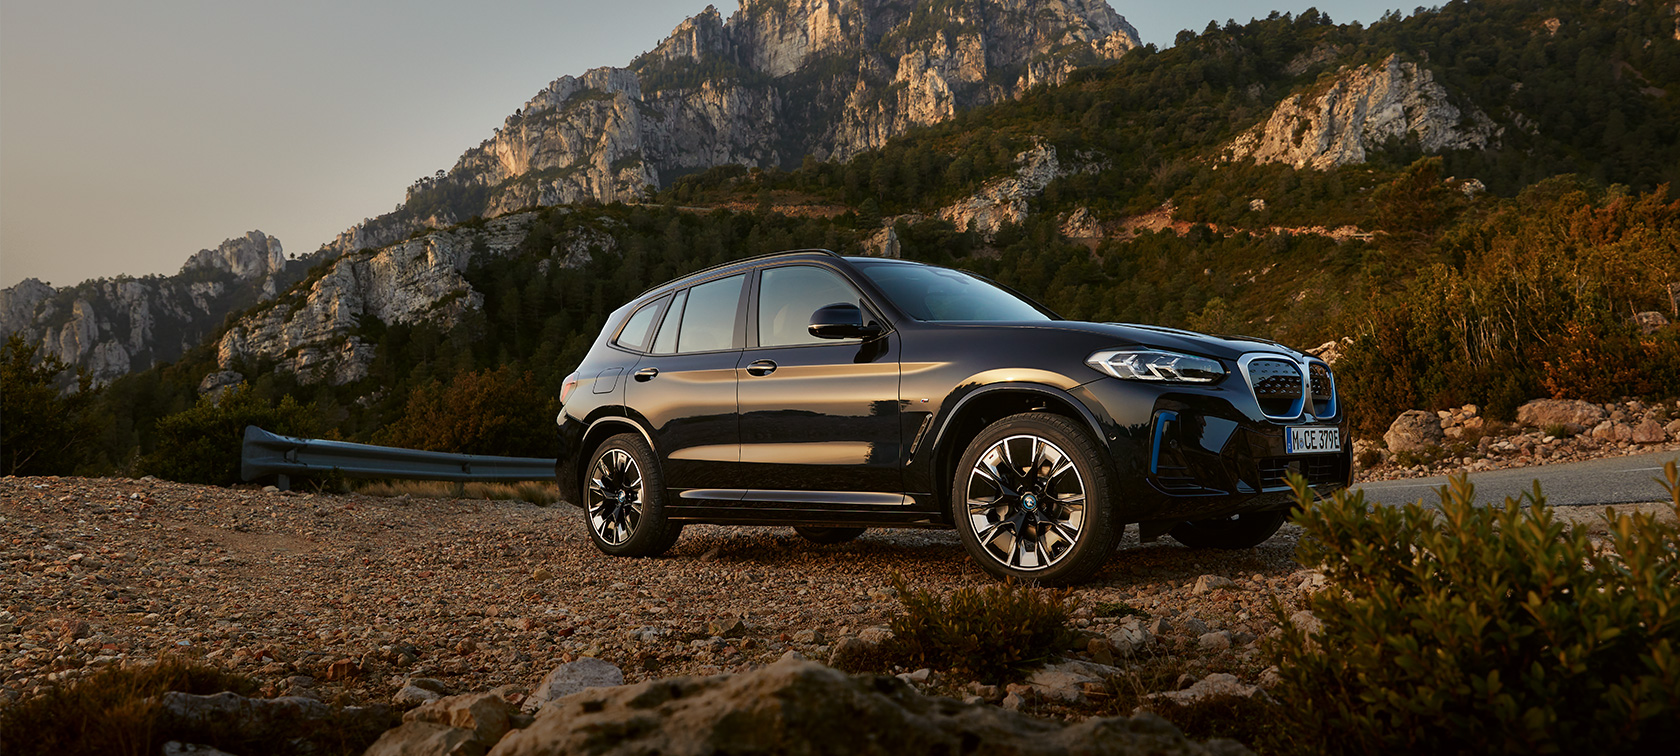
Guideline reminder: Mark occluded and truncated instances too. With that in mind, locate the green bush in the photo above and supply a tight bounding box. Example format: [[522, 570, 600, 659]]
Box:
[[373, 364, 559, 457], [886, 573, 1078, 683], [1, 335, 101, 476], [141, 384, 319, 485], [1267, 465, 1680, 754]]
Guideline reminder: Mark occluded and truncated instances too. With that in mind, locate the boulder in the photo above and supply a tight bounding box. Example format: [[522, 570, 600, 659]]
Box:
[[395, 685, 444, 707], [1192, 575, 1236, 595], [1515, 399, 1606, 434], [1384, 410, 1444, 452], [364, 721, 483, 756], [405, 691, 523, 745], [521, 658, 624, 714], [1632, 419, 1668, 445], [1107, 617, 1153, 657], [486, 658, 1250, 755], [1197, 631, 1233, 652]]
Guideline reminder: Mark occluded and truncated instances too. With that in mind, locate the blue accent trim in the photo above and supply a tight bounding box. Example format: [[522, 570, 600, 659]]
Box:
[[1150, 411, 1178, 475]]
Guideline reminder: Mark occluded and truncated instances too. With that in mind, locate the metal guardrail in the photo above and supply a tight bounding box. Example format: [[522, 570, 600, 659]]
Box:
[[240, 426, 556, 489]]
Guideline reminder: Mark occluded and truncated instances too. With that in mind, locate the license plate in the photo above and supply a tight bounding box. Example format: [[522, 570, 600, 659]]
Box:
[[1287, 426, 1341, 454]]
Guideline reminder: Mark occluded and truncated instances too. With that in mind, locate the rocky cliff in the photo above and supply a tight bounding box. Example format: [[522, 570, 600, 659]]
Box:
[[216, 216, 545, 385], [317, 0, 1140, 258], [0, 232, 292, 385], [1224, 54, 1500, 170]]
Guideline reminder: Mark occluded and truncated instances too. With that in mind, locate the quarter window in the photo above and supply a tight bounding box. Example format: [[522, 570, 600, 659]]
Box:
[[758, 266, 868, 347], [614, 296, 665, 352], [675, 274, 745, 353]]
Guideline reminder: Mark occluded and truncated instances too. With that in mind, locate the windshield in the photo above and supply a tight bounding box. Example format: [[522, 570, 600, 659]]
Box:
[[854, 262, 1054, 322]]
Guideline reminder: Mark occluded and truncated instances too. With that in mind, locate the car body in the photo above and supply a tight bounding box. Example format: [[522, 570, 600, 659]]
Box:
[[555, 250, 1350, 583]]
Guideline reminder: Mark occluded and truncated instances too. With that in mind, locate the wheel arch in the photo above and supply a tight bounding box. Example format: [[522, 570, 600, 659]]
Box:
[[566, 414, 658, 503], [926, 383, 1111, 521]]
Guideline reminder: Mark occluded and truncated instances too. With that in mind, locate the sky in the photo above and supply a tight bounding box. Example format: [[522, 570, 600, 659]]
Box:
[[0, 1, 1400, 289]]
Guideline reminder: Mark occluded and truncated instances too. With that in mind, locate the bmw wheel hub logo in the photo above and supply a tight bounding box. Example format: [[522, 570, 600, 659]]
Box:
[[1021, 493, 1039, 511]]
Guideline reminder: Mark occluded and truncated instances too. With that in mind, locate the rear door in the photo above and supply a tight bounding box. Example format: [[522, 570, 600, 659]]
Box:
[[736, 264, 903, 503], [624, 273, 748, 499]]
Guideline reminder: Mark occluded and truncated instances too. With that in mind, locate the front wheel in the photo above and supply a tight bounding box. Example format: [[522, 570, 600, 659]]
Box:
[[951, 412, 1118, 585], [584, 434, 682, 557], [1168, 510, 1287, 550]]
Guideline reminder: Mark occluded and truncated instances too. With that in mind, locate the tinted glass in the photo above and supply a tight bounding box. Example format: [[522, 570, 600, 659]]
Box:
[[614, 296, 664, 351], [854, 262, 1052, 322], [650, 290, 685, 355], [677, 274, 745, 353], [758, 266, 866, 347]]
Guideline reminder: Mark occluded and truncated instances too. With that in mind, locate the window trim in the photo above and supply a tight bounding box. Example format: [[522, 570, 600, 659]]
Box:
[[609, 293, 672, 354]]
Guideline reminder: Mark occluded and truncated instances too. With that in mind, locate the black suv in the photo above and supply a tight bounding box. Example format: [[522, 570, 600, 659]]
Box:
[[556, 250, 1349, 584]]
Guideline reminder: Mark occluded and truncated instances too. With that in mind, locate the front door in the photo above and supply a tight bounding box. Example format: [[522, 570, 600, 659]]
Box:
[[737, 264, 902, 503]]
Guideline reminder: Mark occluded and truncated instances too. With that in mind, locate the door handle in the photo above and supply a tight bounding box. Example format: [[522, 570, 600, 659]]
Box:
[[746, 359, 777, 377], [633, 367, 659, 382]]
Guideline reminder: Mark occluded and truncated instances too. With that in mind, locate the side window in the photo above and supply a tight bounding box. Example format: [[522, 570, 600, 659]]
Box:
[[676, 274, 745, 353], [650, 290, 686, 355], [758, 266, 867, 347], [613, 295, 666, 352]]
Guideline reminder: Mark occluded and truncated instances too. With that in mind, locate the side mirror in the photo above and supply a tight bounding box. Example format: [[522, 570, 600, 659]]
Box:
[[808, 303, 882, 340]]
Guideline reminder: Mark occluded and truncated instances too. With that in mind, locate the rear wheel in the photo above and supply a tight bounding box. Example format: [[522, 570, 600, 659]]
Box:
[[794, 526, 866, 544], [951, 412, 1118, 585], [1168, 510, 1287, 550], [584, 434, 682, 557]]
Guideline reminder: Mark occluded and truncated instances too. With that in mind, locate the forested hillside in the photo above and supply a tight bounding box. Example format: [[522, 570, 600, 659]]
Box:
[[10, 0, 1678, 478]]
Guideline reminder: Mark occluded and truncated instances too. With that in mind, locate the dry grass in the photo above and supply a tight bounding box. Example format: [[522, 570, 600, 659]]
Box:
[[354, 479, 561, 506]]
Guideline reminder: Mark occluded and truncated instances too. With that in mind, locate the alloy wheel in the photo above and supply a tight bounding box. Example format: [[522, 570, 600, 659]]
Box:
[[587, 448, 644, 546], [964, 434, 1087, 571]]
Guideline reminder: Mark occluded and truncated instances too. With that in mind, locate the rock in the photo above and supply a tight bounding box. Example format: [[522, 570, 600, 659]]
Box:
[[1289, 611, 1323, 635], [1026, 659, 1118, 702], [409, 678, 449, 694], [1197, 631, 1233, 652], [531, 567, 553, 582], [856, 626, 895, 645], [1515, 399, 1607, 434], [1632, 419, 1667, 445], [364, 721, 483, 756], [1225, 54, 1498, 170], [779, 650, 807, 663], [1257, 667, 1283, 688], [1192, 575, 1236, 595], [966, 682, 1002, 702], [1000, 690, 1027, 711], [1146, 617, 1172, 636], [405, 691, 521, 745], [1666, 419, 1680, 438], [938, 142, 1101, 240], [791, 628, 825, 645], [158, 690, 393, 747], [1152, 673, 1266, 707], [1180, 617, 1211, 636], [627, 626, 670, 644], [1107, 617, 1154, 657], [707, 617, 748, 638], [489, 659, 1248, 755], [521, 658, 624, 714], [1384, 410, 1444, 453], [1634, 311, 1670, 334], [395, 685, 444, 707], [827, 635, 878, 672]]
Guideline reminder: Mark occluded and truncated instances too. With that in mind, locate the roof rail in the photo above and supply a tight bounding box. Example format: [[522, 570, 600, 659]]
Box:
[[635, 248, 843, 298]]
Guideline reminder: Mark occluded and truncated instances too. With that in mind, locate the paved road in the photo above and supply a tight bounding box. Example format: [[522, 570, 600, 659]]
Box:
[[1355, 449, 1680, 508]]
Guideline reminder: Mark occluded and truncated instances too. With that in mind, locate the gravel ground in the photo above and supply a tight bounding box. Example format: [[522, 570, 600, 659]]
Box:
[[0, 475, 1317, 711]]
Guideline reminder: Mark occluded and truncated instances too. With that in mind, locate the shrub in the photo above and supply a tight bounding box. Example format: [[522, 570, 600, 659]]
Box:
[[886, 573, 1078, 683], [1, 656, 257, 756], [0, 335, 101, 476], [374, 365, 559, 458], [1266, 465, 1680, 754], [141, 384, 319, 486]]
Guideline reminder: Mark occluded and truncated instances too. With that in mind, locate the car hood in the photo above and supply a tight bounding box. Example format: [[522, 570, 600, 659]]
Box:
[[1022, 321, 1305, 362]]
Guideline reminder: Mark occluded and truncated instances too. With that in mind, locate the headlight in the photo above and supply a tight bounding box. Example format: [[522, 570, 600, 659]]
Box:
[[1086, 349, 1225, 383]]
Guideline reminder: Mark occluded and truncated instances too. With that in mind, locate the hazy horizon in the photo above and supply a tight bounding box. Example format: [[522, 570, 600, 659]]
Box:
[[0, 1, 1400, 290]]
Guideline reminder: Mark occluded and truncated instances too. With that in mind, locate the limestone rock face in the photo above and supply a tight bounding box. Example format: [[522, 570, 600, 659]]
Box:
[[0, 231, 292, 385], [317, 0, 1140, 260], [939, 142, 1101, 238], [1226, 54, 1500, 170], [217, 216, 537, 385]]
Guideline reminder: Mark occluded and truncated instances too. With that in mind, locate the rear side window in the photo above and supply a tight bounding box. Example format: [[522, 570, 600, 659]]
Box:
[[650, 290, 686, 355], [675, 274, 745, 353], [613, 296, 666, 352]]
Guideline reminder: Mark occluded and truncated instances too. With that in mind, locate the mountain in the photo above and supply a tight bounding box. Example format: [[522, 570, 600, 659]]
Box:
[[0, 232, 296, 385], [314, 0, 1140, 259]]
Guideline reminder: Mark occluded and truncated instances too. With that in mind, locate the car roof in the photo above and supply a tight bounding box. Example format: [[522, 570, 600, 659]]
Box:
[[633, 249, 849, 300]]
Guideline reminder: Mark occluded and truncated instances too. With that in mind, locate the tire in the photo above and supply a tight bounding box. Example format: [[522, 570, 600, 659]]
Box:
[[794, 526, 866, 544], [950, 412, 1118, 585], [1168, 510, 1287, 550], [583, 433, 683, 557]]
